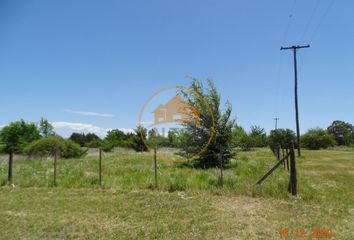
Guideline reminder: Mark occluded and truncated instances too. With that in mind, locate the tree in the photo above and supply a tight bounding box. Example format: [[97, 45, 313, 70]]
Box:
[[301, 128, 336, 150], [133, 125, 148, 152], [232, 125, 247, 147], [0, 120, 41, 182], [69, 133, 86, 147], [232, 125, 254, 151], [239, 134, 254, 151], [101, 129, 136, 151], [180, 79, 235, 167], [268, 128, 296, 151], [148, 128, 159, 139], [69, 132, 101, 147], [327, 120, 354, 146], [86, 133, 100, 142], [249, 125, 267, 147], [167, 129, 186, 148], [0, 120, 41, 154], [105, 129, 127, 145], [39, 117, 55, 137]]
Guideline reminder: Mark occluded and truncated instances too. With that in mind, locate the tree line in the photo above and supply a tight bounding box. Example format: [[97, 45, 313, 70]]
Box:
[[1, 79, 354, 169]]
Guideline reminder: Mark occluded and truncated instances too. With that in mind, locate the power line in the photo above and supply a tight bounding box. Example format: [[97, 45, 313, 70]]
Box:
[[299, 0, 321, 43], [274, 0, 298, 118], [282, 0, 298, 45], [309, 0, 336, 43]]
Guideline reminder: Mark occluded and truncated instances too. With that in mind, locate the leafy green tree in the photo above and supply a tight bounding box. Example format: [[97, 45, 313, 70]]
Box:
[[85, 133, 100, 143], [69, 132, 101, 147], [39, 117, 55, 137], [327, 120, 354, 146], [0, 120, 40, 182], [301, 128, 336, 150], [249, 125, 267, 147], [180, 79, 235, 167], [268, 128, 296, 150], [105, 129, 126, 143], [148, 128, 159, 139], [232, 125, 247, 147], [167, 129, 186, 148], [101, 129, 137, 151], [133, 125, 148, 152], [0, 120, 41, 154], [239, 134, 254, 151], [69, 133, 86, 147]]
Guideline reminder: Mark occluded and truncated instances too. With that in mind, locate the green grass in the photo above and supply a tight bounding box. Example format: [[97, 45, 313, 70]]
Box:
[[0, 148, 353, 239]]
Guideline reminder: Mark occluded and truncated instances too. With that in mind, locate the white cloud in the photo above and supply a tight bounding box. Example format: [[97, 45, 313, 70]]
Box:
[[0, 124, 6, 129], [65, 109, 114, 117], [51, 121, 133, 137], [118, 128, 135, 134]]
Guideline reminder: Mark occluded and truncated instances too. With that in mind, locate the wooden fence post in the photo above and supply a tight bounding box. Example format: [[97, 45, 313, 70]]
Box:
[[276, 145, 280, 161], [285, 148, 289, 172], [8, 151, 13, 183], [53, 150, 57, 186], [99, 148, 102, 187], [218, 153, 223, 187], [288, 146, 297, 196], [154, 148, 158, 189]]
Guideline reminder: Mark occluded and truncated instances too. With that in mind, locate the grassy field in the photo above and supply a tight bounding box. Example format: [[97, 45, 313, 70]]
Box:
[[0, 148, 353, 239]]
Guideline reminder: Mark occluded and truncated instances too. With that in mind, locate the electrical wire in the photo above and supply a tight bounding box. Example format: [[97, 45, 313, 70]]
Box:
[[274, 0, 297, 120], [308, 0, 336, 44], [299, 0, 321, 43]]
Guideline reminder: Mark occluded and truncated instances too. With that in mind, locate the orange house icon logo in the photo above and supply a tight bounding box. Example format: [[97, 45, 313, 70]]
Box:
[[151, 95, 200, 126]]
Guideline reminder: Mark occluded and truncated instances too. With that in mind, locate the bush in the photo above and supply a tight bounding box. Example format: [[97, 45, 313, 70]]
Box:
[[301, 128, 336, 150], [148, 136, 169, 148], [85, 139, 103, 148], [249, 125, 267, 147], [25, 136, 87, 159], [69, 132, 101, 147], [268, 129, 296, 151], [62, 139, 87, 158], [239, 134, 254, 151]]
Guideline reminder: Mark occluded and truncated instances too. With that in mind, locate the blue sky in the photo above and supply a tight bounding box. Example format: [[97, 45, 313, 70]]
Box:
[[0, 0, 353, 137]]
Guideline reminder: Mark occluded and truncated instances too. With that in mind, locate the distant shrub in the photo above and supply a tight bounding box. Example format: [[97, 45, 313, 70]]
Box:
[[25, 136, 87, 159], [69, 132, 101, 147], [85, 139, 103, 148], [327, 120, 354, 146], [232, 125, 267, 151], [268, 128, 296, 152], [239, 134, 254, 151], [62, 139, 87, 158], [249, 125, 268, 147], [301, 128, 336, 150]]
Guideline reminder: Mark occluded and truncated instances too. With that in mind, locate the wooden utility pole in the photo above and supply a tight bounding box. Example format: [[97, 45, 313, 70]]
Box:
[[281, 44, 310, 157], [273, 117, 279, 130]]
